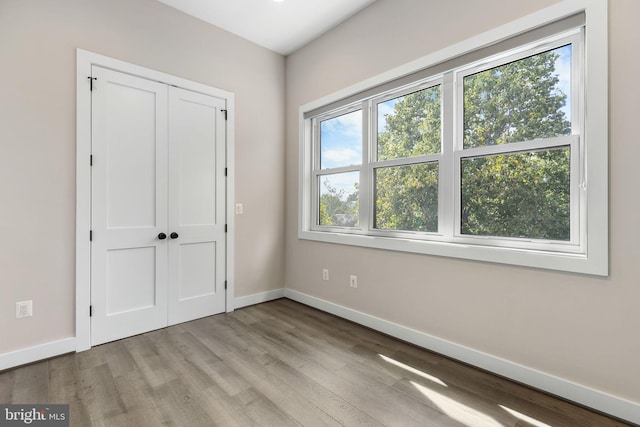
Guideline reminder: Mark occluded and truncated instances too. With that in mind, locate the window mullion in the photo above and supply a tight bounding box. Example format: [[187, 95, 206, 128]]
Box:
[[373, 155, 441, 169], [316, 164, 362, 175], [441, 71, 455, 239], [575, 28, 586, 250], [309, 120, 320, 229], [459, 135, 577, 159], [360, 101, 371, 232], [310, 170, 319, 228], [570, 136, 581, 246]]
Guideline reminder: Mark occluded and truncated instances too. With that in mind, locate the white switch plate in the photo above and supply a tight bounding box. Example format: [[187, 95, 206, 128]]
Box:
[[322, 269, 329, 281], [16, 300, 32, 318], [235, 203, 244, 215]]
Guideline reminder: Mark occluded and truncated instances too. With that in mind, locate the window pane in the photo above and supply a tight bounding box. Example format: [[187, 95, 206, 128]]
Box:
[[374, 163, 438, 232], [320, 110, 362, 169], [463, 45, 572, 149], [460, 148, 570, 240], [378, 85, 441, 161], [319, 172, 359, 227]]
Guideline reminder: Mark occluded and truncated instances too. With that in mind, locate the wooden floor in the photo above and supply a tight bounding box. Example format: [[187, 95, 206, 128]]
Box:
[[0, 299, 630, 426]]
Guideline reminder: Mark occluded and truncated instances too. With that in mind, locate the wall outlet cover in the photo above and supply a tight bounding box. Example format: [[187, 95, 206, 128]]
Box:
[[16, 300, 33, 318]]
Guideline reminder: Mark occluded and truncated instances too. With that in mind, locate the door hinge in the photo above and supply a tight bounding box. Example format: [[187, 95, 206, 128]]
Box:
[[89, 305, 93, 317], [224, 224, 228, 233], [225, 167, 228, 177], [221, 109, 227, 120], [224, 280, 227, 290], [90, 155, 93, 166], [88, 77, 97, 91], [90, 230, 93, 241]]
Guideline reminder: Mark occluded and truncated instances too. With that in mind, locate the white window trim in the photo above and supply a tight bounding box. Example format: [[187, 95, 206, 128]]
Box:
[[298, 0, 607, 276], [369, 78, 443, 236], [452, 31, 583, 252], [312, 106, 363, 231]]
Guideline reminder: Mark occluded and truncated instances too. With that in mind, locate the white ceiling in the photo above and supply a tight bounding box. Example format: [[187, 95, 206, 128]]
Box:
[[156, 0, 377, 55]]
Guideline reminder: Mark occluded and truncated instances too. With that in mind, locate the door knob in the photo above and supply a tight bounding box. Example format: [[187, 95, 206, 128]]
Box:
[[170, 232, 179, 239], [158, 232, 167, 240]]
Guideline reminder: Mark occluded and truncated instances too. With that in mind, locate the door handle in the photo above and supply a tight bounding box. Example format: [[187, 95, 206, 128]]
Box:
[[158, 232, 167, 240], [170, 232, 179, 239]]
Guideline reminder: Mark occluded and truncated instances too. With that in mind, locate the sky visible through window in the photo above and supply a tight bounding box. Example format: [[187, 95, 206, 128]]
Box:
[[318, 45, 571, 201], [320, 110, 362, 169], [555, 44, 572, 121], [320, 110, 362, 198]]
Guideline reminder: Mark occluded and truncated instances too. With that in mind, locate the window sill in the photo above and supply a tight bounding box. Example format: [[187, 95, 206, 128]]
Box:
[[298, 229, 606, 276]]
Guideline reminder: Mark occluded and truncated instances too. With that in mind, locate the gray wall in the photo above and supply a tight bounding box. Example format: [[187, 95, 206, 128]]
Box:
[[285, 0, 640, 405], [0, 0, 286, 354]]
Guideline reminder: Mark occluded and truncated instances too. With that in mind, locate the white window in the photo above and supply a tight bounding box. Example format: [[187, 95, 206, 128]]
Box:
[[372, 81, 442, 235], [454, 36, 582, 252], [299, 3, 608, 275]]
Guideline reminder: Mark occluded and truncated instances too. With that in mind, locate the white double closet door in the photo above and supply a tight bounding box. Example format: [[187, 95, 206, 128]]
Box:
[[90, 66, 227, 346]]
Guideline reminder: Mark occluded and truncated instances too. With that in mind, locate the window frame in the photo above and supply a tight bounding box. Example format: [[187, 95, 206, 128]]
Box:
[[452, 31, 584, 252], [369, 77, 444, 238], [311, 104, 364, 232], [298, 0, 608, 276]]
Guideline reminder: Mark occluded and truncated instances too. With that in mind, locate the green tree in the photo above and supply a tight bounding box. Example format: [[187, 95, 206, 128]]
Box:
[[377, 48, 571, 239], [319, 180, 359, 227], [463, 51, 570, 148], [378, 86, 441, 159], [460, 149, 570, 240], [375, 163, 438, 232], [375, 86, 440, 231]]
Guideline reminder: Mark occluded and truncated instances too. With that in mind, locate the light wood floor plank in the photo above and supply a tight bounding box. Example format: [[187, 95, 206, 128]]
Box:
[[48, 355, 92, 426], [221, 350, 341, 426], [0, 369, 15, 403], [10, 362, 48, 403], [0, 299, 631, 427]]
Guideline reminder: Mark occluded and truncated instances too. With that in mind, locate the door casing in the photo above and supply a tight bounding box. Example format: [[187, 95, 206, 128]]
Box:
[[75, 49, 236, 352]]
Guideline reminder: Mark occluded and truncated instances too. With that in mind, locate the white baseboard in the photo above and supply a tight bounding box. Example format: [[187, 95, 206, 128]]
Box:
[[284, 289, 640, 425], [234, 288, 285, 309], [0, 337, 76, 372], [0, 288, 287, 371]]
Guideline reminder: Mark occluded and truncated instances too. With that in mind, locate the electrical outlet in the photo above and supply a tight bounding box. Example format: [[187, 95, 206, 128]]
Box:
[[235, 203, 244, 215], [322, 269, 329, 281], [349, 275, 358, 288], [16, 300, 32, 318]]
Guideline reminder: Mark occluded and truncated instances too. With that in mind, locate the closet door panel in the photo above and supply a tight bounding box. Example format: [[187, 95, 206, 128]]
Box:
[[168, 87, 227, 325], [90, 66, 169, 346]]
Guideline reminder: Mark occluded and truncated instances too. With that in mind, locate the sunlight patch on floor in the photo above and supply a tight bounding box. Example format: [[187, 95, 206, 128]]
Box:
[[411, 381, 504, 427], [378, 354, 447, 387], [500, 405, 553, 427]]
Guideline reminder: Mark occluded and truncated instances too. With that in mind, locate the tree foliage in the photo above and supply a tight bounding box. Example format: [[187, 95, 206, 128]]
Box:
[[374, 86, 440, 231], [460, 149, 570, 240], [375, 163, 438, 232], [375, 48, 571, 239], [319, 180, 359, 227], [378, 86, 441, 159], [463, 51, 570, 148]]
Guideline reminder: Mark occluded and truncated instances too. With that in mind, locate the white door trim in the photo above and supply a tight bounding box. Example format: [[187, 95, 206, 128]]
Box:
[[75, 49, 236, 352]]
